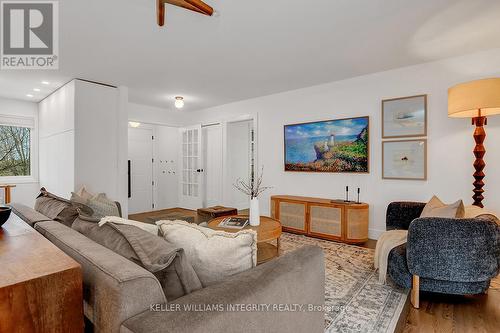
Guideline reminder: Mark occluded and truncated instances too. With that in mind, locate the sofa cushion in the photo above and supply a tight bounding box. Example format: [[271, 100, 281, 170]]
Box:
[[72, 216, 202, 301], [34, 220, 166, 333], [35, 188, 93, 227], [420, 195, 465, 218], [157, 220, 257, 286], [11, 203, 52, 227]]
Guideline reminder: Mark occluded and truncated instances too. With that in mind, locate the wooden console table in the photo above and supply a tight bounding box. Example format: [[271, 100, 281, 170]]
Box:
[[0, 214, 83, 332], [271, 195, 369, 244]]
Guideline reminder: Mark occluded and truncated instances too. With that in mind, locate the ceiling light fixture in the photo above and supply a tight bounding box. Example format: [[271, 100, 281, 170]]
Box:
[[129, 121, 141, 128], [175, 96, 185, 109], [157, 0, 214, 26], [41, 81, 50, 85], [33, 88, 41, 92], [26, 94, 34, 98]]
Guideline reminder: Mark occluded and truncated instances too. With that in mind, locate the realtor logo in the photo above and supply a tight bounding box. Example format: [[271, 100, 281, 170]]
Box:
[[1, 1, 58, 69]]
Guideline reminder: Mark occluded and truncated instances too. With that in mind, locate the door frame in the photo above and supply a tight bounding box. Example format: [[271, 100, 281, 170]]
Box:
[[212, 114, 259, 210]]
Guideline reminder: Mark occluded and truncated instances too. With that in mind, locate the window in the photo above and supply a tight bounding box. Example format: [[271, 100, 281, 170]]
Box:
[[0, 125, 31, 176], [0, 115, 35, 180]]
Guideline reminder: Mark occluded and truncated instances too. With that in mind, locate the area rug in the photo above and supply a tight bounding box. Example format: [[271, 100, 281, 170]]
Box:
[[280, 233, 408, 333]]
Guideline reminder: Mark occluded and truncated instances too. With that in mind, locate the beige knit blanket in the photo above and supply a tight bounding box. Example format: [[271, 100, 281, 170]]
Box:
[[374, 230, 408, 284]]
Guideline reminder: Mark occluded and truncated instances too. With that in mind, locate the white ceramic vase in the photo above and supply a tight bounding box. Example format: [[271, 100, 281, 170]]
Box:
[[249, 198, 260, 226]]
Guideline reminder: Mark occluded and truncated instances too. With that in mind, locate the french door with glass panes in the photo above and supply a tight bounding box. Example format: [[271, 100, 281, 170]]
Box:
[[179, 125, 204, 209]]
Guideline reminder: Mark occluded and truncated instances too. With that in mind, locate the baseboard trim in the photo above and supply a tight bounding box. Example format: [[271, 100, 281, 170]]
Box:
[[369, 228, 385, 240]]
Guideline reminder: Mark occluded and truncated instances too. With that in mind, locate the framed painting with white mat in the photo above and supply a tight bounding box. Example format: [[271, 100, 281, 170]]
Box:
[[382, 139, 427, 180]]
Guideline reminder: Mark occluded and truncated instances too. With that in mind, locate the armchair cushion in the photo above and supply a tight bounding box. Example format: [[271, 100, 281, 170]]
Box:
[[387, 244, 491, 294], [407, 216, 500, 282], [386, 202, 425, 231]]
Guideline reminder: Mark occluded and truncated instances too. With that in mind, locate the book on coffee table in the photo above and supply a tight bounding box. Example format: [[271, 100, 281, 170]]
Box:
[[218, 217, 249, 229]]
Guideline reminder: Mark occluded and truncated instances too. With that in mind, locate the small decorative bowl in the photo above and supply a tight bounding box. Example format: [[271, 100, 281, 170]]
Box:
[[0, 205, 12, 227]]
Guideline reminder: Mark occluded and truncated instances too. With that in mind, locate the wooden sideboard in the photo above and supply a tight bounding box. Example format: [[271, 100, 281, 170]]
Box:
[[270, 195, 369, 244], [0, 214, 83, 333]]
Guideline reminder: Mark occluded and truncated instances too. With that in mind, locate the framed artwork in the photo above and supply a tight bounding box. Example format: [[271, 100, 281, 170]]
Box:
[[382, 139, 427, 180], [284, 116, 369, 173], [382, 95, 427, 138]]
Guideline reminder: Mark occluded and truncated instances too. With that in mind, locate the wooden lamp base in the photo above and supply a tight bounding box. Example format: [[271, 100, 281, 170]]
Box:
[[472, 116, 487, 208]]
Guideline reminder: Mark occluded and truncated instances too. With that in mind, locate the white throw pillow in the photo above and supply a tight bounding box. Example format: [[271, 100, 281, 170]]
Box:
[[156, 220, 257, 286], [420, 196, 465, 218]]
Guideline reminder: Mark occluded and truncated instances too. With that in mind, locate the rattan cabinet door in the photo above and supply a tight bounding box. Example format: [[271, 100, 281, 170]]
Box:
[[279, 201, 306, 232], [309, 205, 342, 239]]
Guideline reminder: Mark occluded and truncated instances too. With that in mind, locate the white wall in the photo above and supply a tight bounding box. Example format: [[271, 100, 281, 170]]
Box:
[[0, 97, 39, 206], [187, 48, 500, 239], [74, 80, 121, 200], [129, 102, 191, 127], [155, 125, 180, 209]]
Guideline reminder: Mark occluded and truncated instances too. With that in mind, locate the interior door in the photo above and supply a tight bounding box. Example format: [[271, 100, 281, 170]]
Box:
[[128, 127, 154, 214], [179, 125, 204, 209]]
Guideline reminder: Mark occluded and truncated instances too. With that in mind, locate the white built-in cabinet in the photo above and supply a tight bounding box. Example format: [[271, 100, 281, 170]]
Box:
[[38, 79, 128, 211]]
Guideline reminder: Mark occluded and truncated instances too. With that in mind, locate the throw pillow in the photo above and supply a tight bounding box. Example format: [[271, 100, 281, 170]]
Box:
[[87, 193, 120, 218], [420, 195, 465, 219], [464, 205, 500, 224], [76, 186, 94, 201], [72, 215, 202, 301], [157, 220, 258, 286], [35, 188, 93, 227]]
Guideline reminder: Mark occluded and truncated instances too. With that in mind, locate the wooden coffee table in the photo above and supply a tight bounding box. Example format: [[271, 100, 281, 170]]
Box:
[[208, 215, 282, 264]]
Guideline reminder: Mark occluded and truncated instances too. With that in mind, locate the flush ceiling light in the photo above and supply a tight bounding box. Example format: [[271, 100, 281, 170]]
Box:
[[41, 81, 50, 85], [157, 0, 214, 26], [33, 88, 41, 92], [175, 96, 185, 109], [26, 94, 34, 98], [129, 121, 141, 128]]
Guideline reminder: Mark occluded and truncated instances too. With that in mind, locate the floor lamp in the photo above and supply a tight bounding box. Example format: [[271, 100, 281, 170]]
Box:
[[448, 78, 500, 208]]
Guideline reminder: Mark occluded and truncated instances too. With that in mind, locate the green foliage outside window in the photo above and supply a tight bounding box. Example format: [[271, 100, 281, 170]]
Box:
[[0, 125, 31, 177]]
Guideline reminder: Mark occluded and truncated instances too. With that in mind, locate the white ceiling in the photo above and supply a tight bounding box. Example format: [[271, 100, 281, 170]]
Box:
[[1, 0, 500, 112]]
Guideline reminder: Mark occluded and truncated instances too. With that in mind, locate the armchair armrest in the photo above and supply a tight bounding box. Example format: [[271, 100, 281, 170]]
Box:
[[386, 202, 426, 230], [407, 217, 500, 282], [121, 246, 325, 333]]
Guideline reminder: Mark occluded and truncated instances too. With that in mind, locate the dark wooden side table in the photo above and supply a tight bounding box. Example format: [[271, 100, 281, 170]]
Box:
[[0, 214, 83, 332]]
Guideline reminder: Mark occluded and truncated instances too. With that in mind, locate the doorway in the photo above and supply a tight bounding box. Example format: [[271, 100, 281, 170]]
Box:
[[226, 119, 254, 210]]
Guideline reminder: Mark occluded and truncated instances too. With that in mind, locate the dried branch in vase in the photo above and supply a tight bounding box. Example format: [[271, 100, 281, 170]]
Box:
[[233, 166, 272, 199]]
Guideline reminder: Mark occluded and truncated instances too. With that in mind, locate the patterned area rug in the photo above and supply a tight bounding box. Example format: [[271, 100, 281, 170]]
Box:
[[280, 233, 408, 333]]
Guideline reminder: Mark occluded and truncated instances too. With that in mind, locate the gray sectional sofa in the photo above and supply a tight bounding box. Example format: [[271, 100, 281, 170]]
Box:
[[11, 203, 325, 333]]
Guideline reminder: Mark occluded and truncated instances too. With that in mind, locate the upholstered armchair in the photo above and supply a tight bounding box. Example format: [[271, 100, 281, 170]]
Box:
[[385, 202, 500, 308]]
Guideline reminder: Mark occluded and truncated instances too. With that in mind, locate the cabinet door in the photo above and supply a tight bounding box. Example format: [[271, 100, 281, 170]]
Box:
[[346, 207, 369, 242], [279, 201, 306, 232], [309, 204, 342, 240]]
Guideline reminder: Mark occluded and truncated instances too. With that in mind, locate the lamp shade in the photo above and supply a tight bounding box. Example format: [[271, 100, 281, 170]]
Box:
[[448, 78, 500, 118]]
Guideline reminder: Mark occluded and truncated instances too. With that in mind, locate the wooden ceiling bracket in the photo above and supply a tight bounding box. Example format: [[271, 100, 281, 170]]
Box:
[[157, 0, 214, 27]]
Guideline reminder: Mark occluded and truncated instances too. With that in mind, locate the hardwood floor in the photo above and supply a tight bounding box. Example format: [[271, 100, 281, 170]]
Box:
[[129, 208, 500, 333]]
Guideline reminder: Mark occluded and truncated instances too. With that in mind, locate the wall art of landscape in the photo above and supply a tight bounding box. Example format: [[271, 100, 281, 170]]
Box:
[[284, 117, 369, 173]]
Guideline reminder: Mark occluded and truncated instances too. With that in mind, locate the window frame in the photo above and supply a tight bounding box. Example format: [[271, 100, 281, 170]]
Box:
[[0, 115, 38, 184]]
